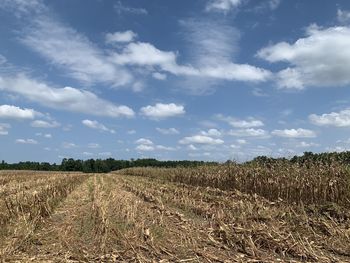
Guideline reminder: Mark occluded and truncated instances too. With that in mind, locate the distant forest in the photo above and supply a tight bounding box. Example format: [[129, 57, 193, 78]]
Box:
[[1, 151, 350, 173], [0, 158, 217, 173]]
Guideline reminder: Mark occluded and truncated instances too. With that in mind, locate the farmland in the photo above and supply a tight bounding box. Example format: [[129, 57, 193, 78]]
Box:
[[1, 163, 350, 262]]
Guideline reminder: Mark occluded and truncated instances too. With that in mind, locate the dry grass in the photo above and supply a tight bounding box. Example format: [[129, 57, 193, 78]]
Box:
[[0, 171, 88, 257], [1, 165, 350, 262], [119, 162, 350, 207]]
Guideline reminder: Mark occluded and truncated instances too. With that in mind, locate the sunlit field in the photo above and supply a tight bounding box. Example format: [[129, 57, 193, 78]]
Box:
[[1, 163, 350, 262]]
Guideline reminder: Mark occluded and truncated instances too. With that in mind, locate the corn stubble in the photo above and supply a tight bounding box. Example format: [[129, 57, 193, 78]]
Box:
[[0, 162, 350, 262]]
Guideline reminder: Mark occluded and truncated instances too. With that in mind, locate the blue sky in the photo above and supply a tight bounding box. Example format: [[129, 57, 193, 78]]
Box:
[[1, 0, 350, 163]]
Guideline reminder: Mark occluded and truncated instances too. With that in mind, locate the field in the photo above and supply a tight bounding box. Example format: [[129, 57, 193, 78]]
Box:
[[1, 163, 350, 262]]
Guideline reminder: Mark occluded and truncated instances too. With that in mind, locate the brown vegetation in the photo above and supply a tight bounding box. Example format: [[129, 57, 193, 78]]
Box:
[[0, 164, 350, 262]]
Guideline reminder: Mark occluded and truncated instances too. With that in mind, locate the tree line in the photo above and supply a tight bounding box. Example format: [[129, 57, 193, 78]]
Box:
[[249, 151, 350, 166], [0, 158, 217, 173], [1, 151, 350, 173]]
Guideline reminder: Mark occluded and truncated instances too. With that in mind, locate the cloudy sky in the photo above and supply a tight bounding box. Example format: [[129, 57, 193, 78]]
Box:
[[1, 0, 350, 163]]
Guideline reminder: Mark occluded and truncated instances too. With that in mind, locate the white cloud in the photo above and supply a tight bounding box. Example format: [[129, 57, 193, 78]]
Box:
[[134, 138, 174, 152], [205, 0, 242, 13], [0, 74, 134, 118], [217, 114, 264, 128], [136, 144, 154, 151], [140, 103, 185, 120], [309, 109, 350, 127], [337, 9, 350, 24], [127, 130, 136, 135], [36, 132, 52, 138], [178, 19, 271, 94], [200, 129, 222, 137], [18, 9, 132, 87], [82, 119, 115, 133], [88, 143, 100, 149], [156, 127, 179, 135], [258, 25, 350, 89], [152, 72, 167, 80], [114, 1, 148, 15], [179, 135, 224, 145], [0, 123, 10, 135], [228, 128, 269, 138], [135, 138, 153, 145], [83, 152, 94, 156], [31, 120, 60, 128], [271, 128, 316, 138], [187, 144, 198, 151], [156, 145, 176, 151], [111, 41, 270, 86], [15, 138, 38, 144], [105, 30, 137, 44], [0, 104, 39, 119]]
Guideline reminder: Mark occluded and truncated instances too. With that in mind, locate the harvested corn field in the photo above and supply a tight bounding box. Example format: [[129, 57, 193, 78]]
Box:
[[1, 167, 350, 262]]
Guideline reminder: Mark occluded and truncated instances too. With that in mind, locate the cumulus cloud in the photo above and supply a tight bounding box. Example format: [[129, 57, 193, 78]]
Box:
[[0, 123, 10, 135], [136, 144, 154, 151], [134, 138, 174, 152], [216, 114, 264, 128], [258, 25, 350, 89], [200, 129, 222, 137], [179, 135, 224, 145], [271, 128, 316, 138], [31, 120, 60, 128], [82, 119, 115, 133], [105, 30, 137, 44], [156, 127, 179, 135], [228, 128, 269, 138], [140, 103, 185, 120], [155, 145, 176, 151], [309, 109, 350, 127], [135, 138, 153, 145], [15, 138, 38, 144], [205, 0, 242, 13], [0, 104, 39, 119], [36, 133, 52, 138], [0, 74, 134, 118]]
